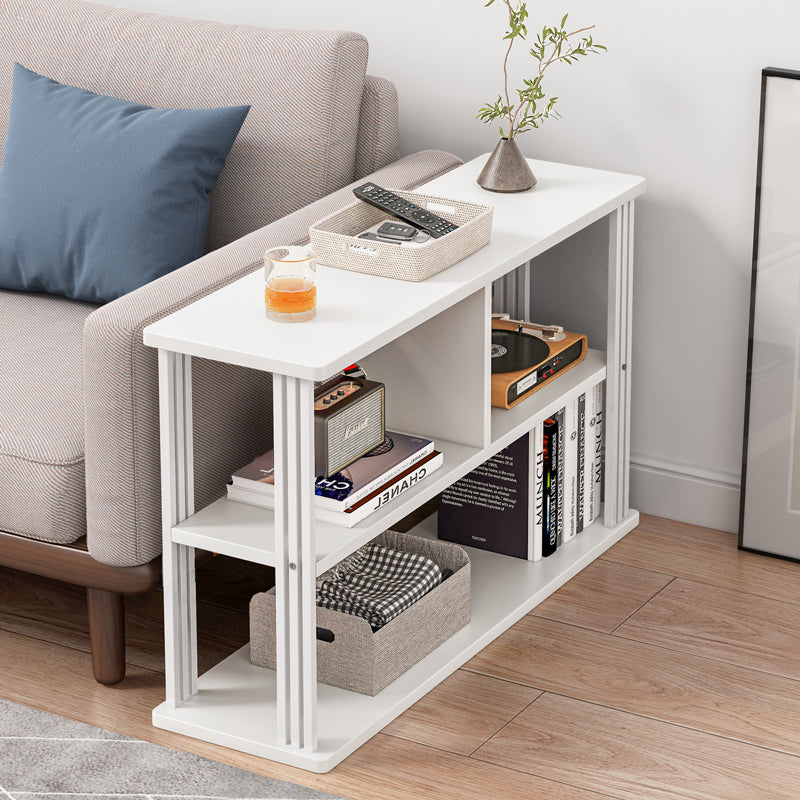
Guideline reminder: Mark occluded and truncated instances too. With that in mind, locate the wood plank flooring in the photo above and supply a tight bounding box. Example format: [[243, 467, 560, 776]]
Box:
[[2, 511, 800, 800]]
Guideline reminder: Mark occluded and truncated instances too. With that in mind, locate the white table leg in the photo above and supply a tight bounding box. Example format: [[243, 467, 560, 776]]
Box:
[[493, 261, 531, 319], [604, 201, 635, 527], [158, 349, 197, 707], [273, 374, 317, 752]]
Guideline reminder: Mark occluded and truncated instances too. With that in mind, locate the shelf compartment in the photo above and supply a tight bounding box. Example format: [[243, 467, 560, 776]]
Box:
[[172, 438, 483, 574], [173, 352, 606, 573], [491, 348, 606, 448], [154, 508, 639, 773]]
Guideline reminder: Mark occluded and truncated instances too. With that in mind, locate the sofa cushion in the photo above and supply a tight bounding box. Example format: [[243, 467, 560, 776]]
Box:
[[0, 0, 370, 251], [0, 63, 249, 304], [0, 291, 95, 544]]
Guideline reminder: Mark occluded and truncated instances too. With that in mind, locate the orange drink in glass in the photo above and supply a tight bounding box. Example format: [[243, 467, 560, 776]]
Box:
[[264, 246, 317, 322]]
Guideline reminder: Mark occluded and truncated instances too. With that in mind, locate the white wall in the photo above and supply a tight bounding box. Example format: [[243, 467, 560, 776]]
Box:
[[101, 0, 789, 532]]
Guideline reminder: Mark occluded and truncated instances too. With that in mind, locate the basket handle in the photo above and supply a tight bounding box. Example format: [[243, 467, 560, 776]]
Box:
[[346, 242, 379, 257]]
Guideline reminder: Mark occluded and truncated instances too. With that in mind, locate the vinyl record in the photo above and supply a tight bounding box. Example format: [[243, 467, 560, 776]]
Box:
[[491, 329, 550, 374]]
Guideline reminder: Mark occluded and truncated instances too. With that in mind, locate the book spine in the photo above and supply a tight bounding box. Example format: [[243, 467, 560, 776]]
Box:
[[231, 475, 273, 493], [554, 407, 565, 547], [592, 382, 604, 522], [232, 440, 435, 511], [316, 440, 434, 510], [527, 432, 536, 561], [563, 398, 578, 542], [531, 424, 544, 561], [583, 385, 602, 530], [542, 418, 559, 557], [337, 451, 443, 525], [584, 388, 595, 529], [576, 392, 586, 533], [228, 452, 443, 528]]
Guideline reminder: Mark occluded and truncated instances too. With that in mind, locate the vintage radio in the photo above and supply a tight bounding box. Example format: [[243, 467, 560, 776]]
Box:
[[314, 376, 385, 476]]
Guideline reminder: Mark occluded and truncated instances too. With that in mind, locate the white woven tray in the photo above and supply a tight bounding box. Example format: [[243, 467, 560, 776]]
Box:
[[309, 190, 493, 281]]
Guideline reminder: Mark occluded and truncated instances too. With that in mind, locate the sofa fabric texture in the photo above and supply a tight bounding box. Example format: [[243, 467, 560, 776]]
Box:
[[354, 75, 400, 181], [0, 291, 96, 543], [0, 0, 370, 251], [0, 0, 462, 569], [0, 63, 249, 304]]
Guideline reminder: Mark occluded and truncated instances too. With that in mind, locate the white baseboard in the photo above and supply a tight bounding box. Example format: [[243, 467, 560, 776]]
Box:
[[629, 455, 741, 534]]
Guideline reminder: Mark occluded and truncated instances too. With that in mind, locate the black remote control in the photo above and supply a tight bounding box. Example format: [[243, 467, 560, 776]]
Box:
[[353, 182, 459, 239]]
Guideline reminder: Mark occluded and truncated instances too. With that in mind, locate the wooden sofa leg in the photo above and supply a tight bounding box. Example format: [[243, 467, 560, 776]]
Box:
[[86, 588, 126, 685]]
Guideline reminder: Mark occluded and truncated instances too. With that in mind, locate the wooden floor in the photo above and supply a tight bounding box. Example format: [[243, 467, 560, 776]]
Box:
[[3, 512, 800, 800]]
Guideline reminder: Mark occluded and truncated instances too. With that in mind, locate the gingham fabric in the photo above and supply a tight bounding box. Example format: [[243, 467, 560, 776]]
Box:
[[0, 292, 96, 543], [0, 0, 369, 251], [316, 544, 443, 629]]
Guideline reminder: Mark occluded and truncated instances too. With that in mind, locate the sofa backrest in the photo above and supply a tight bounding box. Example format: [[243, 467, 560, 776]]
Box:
[[0, 0, 369, 251]]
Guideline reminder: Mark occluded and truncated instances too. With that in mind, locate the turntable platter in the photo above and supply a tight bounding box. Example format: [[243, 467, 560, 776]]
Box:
[[491, 329, 550, 374]]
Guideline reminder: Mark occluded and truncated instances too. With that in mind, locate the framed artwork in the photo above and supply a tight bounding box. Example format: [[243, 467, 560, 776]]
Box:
[[740, 67, 800, 558]]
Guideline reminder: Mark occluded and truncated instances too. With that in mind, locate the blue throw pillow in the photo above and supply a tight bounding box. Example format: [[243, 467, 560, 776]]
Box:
[[0, 63, 249, 304]]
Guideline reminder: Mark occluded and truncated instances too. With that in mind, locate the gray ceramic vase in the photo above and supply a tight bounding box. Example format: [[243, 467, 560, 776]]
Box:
[[477, 137, 537, 193]]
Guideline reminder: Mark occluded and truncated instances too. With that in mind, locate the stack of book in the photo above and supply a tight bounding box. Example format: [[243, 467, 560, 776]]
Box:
[[227, 430, 443, 528], [439, 382, 604, 559]]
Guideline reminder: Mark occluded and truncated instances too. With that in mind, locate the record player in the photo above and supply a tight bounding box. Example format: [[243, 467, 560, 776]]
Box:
[[491, 313, 587, 409]]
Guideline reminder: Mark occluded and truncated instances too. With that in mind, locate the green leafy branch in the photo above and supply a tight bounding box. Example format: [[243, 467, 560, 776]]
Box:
[[477, 0, 606, 138]]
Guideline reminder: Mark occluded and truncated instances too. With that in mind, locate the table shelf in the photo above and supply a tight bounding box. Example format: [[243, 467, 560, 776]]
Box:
[[173, 350, 606, 573], [154, 508, 639, 773]]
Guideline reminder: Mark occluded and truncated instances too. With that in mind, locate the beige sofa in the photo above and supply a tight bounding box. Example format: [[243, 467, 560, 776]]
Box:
[[0, 0, 461, 683]]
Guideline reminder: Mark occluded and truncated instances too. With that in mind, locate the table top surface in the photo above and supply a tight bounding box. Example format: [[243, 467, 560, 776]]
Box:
[[143, 155, 645, 379]]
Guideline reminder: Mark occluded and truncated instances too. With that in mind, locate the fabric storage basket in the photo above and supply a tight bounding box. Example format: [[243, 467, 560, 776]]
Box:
[[308, 190, 493, 281], [249, 530, 471, 696]]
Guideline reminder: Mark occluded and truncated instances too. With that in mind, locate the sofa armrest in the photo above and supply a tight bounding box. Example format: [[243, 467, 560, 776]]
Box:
[[83, 149, 463, 567], [354, 75, 400, 180]]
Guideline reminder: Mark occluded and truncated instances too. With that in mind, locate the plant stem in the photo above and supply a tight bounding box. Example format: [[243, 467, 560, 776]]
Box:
[[540, 24, 594, 75], [508, 22, 595, 134], [502, 0, 516, 137]]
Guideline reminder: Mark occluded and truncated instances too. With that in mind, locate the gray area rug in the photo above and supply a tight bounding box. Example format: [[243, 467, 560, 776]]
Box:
[[0, 699, 348, 800]]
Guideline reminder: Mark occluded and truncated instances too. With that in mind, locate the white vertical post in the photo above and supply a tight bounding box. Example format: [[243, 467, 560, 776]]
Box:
[[493, 262, 530, 319], [158, 349, 197, 707], [507, 268, 518, 316], [492, 276, 505, 313], [273, 374, 317, 752], [604, 202, 634, 527], [518, 260, 532, 320]]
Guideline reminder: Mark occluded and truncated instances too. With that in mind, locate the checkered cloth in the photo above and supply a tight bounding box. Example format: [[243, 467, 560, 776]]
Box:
[[316, 544, 442, 629]]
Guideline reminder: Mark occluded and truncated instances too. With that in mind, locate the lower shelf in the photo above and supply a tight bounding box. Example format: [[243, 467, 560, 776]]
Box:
[[153, 507, 639, 772]]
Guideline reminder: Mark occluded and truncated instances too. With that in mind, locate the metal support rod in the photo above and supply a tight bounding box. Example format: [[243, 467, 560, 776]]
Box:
[[604, 202, 634, 527], [158, 349, 197, 707], [492, 261, 531, 319], [273, 374, 318, 751]]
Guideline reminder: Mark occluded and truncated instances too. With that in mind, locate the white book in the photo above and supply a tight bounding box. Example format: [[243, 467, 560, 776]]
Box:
[[562, 398, 579, 542], [227, 451, 443, 528], [528, 424, 544, 561], [576, 392, 587, 533], [591, 382, 605, 521], [554, 407, 565, 547], [583, 385, 602, 529]]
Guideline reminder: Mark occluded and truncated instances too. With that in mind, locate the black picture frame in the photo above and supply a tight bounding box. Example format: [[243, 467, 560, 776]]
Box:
[[739, 67, 800, 560]]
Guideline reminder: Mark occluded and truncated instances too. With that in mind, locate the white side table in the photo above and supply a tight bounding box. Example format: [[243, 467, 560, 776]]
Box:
[[143, 155, 645, 772]]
